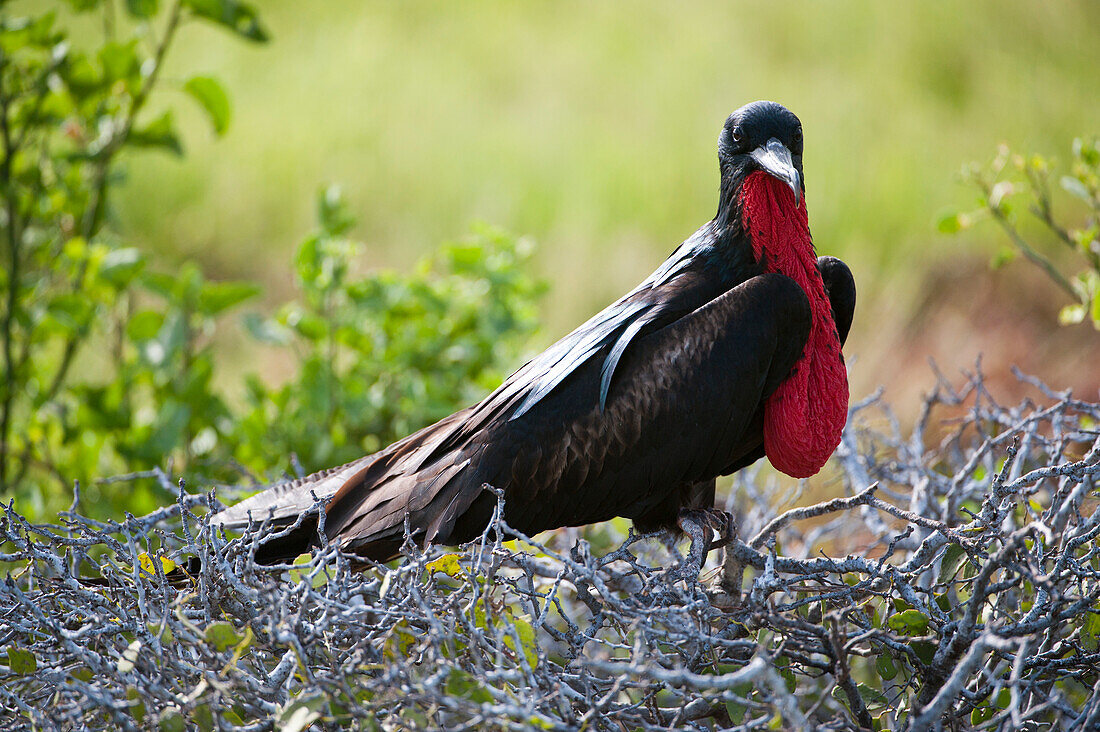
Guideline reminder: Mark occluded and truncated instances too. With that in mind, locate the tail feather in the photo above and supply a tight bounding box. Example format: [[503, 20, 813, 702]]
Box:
[[210, 455, 378, 532]]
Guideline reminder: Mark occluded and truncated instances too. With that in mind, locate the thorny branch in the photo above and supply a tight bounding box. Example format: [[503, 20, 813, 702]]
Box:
[[1, 368, 1098, 730]]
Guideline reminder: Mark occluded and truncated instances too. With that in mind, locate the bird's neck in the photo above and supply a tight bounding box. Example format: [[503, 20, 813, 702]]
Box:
[[739, 171, 849, 478]]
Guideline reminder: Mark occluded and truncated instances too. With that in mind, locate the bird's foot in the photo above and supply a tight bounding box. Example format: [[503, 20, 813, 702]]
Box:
[[675, 508, 736, 584], [706, 543, 745, 610]]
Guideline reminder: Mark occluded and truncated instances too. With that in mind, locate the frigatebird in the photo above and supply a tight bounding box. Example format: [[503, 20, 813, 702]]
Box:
[[212, 101, 856, 571]]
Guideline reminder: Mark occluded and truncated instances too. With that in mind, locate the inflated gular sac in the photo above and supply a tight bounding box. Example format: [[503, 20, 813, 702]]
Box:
[[741, 171, 849, 478]]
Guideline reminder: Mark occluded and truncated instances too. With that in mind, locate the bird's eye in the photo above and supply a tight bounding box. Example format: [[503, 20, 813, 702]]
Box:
[[731, 127, 744, 145], [793, 127, 803, 144]]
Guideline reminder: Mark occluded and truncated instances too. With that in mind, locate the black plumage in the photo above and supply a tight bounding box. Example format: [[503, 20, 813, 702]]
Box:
[[212, 101, 856, 564]]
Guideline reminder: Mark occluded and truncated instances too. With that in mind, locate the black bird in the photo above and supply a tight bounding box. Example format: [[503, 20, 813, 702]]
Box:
[[212, 101, 856, 568]]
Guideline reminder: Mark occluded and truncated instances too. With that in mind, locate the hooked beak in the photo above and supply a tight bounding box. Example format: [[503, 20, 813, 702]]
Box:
[[750, 138, 802, 207]]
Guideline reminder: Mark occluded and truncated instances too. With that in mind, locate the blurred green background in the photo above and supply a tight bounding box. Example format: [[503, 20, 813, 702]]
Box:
[[107, 0, 1100, 407]]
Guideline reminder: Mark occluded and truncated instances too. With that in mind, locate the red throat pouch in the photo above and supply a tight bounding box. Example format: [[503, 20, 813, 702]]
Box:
[[740, 171, 849, 478]]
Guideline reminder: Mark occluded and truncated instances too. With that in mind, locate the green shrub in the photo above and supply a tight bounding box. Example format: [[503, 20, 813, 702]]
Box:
[[232, 188, 544, 476], [0, 0, 268, 518], [0, 4, 544, 522]]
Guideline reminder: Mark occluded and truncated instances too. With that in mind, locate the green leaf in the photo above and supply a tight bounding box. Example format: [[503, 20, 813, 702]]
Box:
[[205, 621, 242, 652], [184, 76, 231, 135], [243, 312, 291, 345], [445, 668, 493, 704], [5, 647, 37, 675], [98, 40, 140, 83], [910, 640, 936, 664], [141, 271, 180, 299], [832, 683, 889, 712], [197, 280, 260, 315], [278, 694, 325, 732], [158, 710, 185, 732], [1062, 175, 1093, 203], [936, 210, 963, 234], [318, 185, 355, 236], [290, 311, 329, 341], [126, 686, 147, 724], [137, 311, 185, 366], [940, 543, 967, 579], [1082, 612, 1100, 651], [125, 0, 159, 18], [876, 653, 898, 681], [887, 609, 930, 636], [146, 401, 190, 455], [989, 246, 1016, 270], [130, 111, 183, 156], [46, 293, 94, 334], [127, 310, 164, 341], [184, 0, 270, 42], [505, 611, 539, 669], [971, 705, 995, 725], [1059, 303, 1087, 326], [193, 705, 214, 732], [99, 247, 146, 288]]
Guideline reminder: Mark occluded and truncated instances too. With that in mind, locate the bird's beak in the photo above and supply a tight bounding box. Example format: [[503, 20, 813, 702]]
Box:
[[750, 138, 802, 208]]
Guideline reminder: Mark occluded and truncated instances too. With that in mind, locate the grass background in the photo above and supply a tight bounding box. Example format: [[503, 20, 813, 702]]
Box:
[[104, 0, 1100, 408]]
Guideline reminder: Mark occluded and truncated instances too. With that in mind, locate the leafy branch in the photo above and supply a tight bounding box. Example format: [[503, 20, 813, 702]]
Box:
[[940, 138, 1100, 328]]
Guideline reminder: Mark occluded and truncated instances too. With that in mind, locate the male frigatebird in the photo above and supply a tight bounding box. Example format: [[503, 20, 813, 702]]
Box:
[[212, 101, 856, 571]]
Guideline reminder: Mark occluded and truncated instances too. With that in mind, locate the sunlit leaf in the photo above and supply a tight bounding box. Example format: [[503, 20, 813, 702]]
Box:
[[130, 111, 183, 156], [425, 553, 462, 578], [184, 75, 231, 135], [125, 0, 158, 18], [1058, 303, 1086, 326], [5, 647, 37, 675], [887, 609, 929, 636], [137, 552, 177, 577], [126, 310, 164, 341], [243, 312, 291, 345], [205, 621, 242, 652], [1061, 175, 1092, 203], [98, 40, 140, 83], [98, 247, 145, 287], [989, 246, 1016, 270], [936, 210, 962, 234], [197, 280, 260, 316], [184, 0, 270, 43]]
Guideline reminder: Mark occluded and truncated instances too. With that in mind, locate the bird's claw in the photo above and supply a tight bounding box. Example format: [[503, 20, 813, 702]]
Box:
[[675, 508, 737, 584]]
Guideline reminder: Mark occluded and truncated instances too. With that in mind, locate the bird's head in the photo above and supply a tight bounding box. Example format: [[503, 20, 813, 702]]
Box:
[[717, 100, 805, 217]]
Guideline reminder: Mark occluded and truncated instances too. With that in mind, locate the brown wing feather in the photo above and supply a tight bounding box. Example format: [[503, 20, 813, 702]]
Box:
[[323, 272, 811, 560]]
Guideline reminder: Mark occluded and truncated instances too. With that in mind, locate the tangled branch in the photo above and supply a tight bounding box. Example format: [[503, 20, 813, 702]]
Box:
[[1, 368, 1098, 730]]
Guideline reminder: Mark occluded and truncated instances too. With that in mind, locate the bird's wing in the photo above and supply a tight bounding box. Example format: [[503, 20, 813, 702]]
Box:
[[713, 255, 857, 479], [508, 227, 714, 418], [817, 256, 856, 344], [327, 271, 815, 558], [210, 228, 716, 543]]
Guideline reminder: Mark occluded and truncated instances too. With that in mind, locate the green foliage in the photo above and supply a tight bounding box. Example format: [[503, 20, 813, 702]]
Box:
[[0, 5, 543, 521], [233, 188, 543, 474], [0, 1, 270, 518], [942, 137, 1100, 328]]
